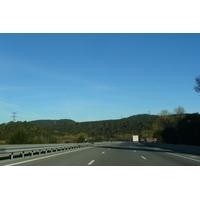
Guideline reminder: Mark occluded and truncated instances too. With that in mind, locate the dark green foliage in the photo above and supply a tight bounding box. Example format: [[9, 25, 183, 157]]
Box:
[[33, 137, 43, 144], [76, 135, 85, 143], [161, 127, 179, 144], [1, 113, 200, 146], [9, 129, 28, 144], [34, 115, 158, 141], [0, 115, 158, 144], [153, 130, 163, 143], [91, 136, 103, 142], [177, 114, 200, 145], [30, 119, 75, 127], [0, 121, 58, 144], [153, 113, 200, 146], [49, 135, 58, 143]]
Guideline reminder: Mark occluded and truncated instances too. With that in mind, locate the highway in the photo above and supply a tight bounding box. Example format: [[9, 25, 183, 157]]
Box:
[[1, 141, 200, 166]]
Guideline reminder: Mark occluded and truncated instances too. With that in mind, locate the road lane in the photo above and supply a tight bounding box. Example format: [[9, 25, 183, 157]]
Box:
[[1, 142, 200, 166], [1, 146, 93, 166], [130, 143, 200, 166], [91, 142, 200, 166], [89, 143, 145, 166]]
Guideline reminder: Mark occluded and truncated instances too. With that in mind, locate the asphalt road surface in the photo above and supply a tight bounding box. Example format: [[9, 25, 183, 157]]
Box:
[[1, 142, 200, 166]]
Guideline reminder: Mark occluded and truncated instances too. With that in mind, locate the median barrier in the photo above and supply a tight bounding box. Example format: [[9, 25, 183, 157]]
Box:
[[145, 143, 200, 156], [0, 143, 89, 160]]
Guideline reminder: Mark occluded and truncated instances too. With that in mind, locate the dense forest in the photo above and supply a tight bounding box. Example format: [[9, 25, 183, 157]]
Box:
[[0, 114, 157, 144], [0, 121, 58, 144], [0, 110, 200, 146], [30, 114, 157, 142]]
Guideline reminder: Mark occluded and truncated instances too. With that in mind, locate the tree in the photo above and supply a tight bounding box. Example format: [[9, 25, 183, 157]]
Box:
[[9, 129, 28, 144], [49, 135, 58, 143], [174, 106, 185, 115], [194, 75, 200, 93], [161, 127, 179, 144], [160, 110, 170, 116], [76, 135, 85, 143]]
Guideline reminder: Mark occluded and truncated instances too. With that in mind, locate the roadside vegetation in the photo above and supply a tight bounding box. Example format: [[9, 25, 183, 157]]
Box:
[[0, 108, 200, 146]]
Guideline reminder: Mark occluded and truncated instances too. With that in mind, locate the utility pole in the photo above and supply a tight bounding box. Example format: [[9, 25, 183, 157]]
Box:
[[12, 112, 17, 122]]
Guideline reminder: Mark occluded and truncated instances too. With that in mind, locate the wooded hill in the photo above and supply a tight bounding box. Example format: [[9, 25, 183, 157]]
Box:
[[29, 114, 158, 142], [1, 113, 200, 146], [0, 114, 157, 144]]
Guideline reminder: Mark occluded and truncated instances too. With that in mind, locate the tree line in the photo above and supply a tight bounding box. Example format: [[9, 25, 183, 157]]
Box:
[[0, 114, 157, 144], [148, 107, 200, 145], [0, 109, 200, 146], [0, 121, 58, 144]]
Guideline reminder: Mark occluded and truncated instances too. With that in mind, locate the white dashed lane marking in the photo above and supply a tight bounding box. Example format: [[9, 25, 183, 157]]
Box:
[[88, 160, 95, 165]]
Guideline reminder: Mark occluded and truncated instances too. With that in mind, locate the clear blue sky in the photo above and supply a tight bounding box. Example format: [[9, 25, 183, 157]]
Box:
[[0, 33, 200, 123]]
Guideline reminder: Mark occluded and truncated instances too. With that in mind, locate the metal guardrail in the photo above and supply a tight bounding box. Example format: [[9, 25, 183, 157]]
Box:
[[0, 143, 89, 160], [0, 141, 121, 161]]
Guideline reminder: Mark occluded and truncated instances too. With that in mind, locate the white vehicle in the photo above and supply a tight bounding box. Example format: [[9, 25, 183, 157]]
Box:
[[132, 135, 139, 143]]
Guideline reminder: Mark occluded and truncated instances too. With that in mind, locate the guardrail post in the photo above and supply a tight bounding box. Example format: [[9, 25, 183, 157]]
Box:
[[46, 149, 48, 154], [31, 151, 33, 156], [10, 152, 14, 160], [39, 150, 41, 155], [21, 151, 24, 158]]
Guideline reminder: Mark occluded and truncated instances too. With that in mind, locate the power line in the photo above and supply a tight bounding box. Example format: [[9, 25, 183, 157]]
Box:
[[12, 112, 17, 122]]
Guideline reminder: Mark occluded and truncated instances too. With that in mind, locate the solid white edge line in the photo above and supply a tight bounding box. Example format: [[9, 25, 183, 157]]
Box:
[[4, 147, 92, 166], [166, 152, 200, 163]]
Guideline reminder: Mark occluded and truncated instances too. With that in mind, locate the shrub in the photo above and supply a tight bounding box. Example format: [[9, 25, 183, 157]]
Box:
[[9, 129, 28, 144]]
